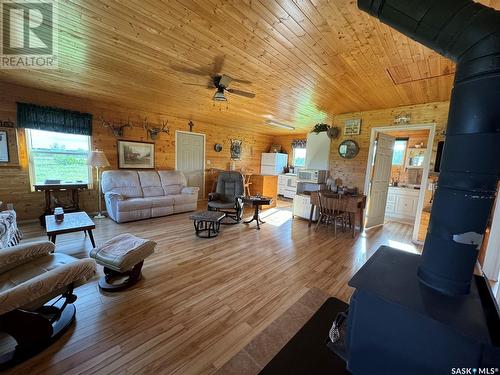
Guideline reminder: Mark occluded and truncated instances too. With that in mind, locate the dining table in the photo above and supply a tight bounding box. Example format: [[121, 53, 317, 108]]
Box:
[[308, 191, 367, 237]]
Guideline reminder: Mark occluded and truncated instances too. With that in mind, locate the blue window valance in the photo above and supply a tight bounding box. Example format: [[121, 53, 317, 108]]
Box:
[[292, 139, 307, 149], [17, 102, 93, 136]]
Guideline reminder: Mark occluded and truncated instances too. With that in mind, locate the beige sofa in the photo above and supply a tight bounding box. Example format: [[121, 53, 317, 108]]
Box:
[[101, 170, 199, 223]]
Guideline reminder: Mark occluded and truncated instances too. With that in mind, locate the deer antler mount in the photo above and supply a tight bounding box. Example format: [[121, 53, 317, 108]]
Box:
[[143, 118, 170, 140], [100, 117, 132, 138]]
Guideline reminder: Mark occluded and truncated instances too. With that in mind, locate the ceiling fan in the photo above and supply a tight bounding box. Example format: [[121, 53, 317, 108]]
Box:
[[171, 55, 256, 102]]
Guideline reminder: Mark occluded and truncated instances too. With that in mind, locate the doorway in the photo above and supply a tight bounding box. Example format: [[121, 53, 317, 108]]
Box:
[[363, 124, 436, 243], [175, 131, 205, 198]]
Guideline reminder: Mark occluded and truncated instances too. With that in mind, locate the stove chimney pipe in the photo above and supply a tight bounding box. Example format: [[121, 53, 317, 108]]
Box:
[[358, 0, 500, 295]]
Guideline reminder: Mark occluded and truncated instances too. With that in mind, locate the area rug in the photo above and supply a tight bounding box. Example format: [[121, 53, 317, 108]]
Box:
[[216, 288, 347, 374]]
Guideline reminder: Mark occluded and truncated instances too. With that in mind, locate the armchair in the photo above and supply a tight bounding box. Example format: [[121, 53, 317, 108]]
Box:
[[0, 241, 95, 369], [208, 171, 245, 223]]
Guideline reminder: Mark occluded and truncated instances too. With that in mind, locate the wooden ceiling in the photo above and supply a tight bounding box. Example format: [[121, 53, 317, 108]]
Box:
[[1, 0, 499, 134]]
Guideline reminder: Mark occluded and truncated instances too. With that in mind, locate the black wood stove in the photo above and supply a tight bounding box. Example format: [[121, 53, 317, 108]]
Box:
[[345, 0, 500, 373]]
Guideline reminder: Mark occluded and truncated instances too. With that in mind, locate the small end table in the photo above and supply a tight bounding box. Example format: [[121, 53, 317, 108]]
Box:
[[243, 196, 272, 230], [45, 211, 96, 248], [190, 211, 226, 238]]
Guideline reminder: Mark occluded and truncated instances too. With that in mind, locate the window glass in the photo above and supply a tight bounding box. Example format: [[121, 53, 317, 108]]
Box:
[[292, 147, 306, 167], [27, 129, 91, 185], [392, 140, 407, 165]]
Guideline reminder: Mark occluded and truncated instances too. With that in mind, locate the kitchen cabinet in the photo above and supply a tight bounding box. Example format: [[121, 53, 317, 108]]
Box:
[[293, 194, 319, 220], [385, 187, 420, 222], [277, 174, 286, 196], [249, 175, 278, 208]]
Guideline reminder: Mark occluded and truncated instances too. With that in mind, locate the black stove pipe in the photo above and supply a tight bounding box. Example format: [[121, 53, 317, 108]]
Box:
[[358, 0, 500, 295]]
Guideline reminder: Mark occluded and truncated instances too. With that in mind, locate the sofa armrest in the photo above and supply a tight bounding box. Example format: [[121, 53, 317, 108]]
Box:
[[105, 192, 124, 201], [0, 241, 55, 274], [181, 186, 200, 195], [0, 257, 96, 315]]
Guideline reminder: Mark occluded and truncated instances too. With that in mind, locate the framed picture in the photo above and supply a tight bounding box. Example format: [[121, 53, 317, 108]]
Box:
[[344, 119, 361, 136], [118, 140, 155, 169], [230, 139, 242, 160], [0, 131, 9, 163]]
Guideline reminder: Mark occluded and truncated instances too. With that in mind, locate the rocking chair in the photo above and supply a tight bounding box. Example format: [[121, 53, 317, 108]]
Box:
[[208, 171, 245, 224], [0, 241, 95, 369]]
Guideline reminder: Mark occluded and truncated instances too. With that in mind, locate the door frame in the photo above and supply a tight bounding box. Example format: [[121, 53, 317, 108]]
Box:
[[175, 130, 206, 198], [363, 123, 436, 244]]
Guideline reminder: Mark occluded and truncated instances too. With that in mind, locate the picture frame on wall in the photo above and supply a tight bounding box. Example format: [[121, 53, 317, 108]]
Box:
[[0, 130, 9, 163], [118, 140, 155, 169], [344, 119, 361, 136]]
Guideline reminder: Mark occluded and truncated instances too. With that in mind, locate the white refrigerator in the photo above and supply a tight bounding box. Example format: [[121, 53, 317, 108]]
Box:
[[260, 153, 288, 175]]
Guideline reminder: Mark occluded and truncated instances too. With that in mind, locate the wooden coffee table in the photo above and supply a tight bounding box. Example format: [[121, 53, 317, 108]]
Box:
[[45, 211, 96, 248]]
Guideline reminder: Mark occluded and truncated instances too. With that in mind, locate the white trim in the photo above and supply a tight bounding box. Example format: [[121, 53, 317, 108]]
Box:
[[363, 123, 436, 243], [175, 130, 206, 198]]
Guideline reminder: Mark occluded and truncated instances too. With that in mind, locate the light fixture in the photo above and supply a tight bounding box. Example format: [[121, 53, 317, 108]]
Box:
[[266, 119, 295, 130], [87, 150, 110, 219], [213, 88, 227, 102]]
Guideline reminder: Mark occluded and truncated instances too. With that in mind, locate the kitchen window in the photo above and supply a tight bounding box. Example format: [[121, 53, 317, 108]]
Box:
[[292, 147, 306, 167], [392, 139, 408, 166], [26, 129, 91, 187]]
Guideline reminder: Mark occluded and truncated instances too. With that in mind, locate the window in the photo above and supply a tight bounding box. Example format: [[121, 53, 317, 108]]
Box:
[[26, 129, 91, 186], [392, 139, 408, 166], [292, 147, 306, 167]]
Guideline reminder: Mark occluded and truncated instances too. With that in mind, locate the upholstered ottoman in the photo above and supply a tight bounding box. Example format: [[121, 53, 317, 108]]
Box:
[[90, 233, 156, 292]]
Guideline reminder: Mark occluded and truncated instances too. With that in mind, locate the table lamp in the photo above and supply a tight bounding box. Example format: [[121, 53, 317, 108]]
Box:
[[87, 150, 110, 219]]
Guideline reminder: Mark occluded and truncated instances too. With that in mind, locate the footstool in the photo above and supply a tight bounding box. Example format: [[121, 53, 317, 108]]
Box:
[[89, 233, 156, 292], [189, 211, 226, 238]]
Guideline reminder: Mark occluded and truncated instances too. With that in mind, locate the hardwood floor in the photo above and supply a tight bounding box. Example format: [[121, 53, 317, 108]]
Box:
[[5, 203, 420, 374]]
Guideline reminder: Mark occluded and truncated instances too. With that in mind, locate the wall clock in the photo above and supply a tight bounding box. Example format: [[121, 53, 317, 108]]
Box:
[[338, 140, 359, 159], [214, 143, 222, 152]]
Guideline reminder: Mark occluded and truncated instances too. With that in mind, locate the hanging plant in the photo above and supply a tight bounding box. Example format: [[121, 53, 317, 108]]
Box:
[[311, 123, 330, 134]]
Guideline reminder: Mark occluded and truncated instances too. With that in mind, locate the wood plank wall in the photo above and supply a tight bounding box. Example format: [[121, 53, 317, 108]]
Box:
[[330, 102, 449, 191], [0, 82, 275, 220]]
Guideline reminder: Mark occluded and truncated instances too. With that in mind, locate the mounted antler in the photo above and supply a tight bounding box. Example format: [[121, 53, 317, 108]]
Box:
[[143, 118, 170, 140], [100, 116, 132, 138]]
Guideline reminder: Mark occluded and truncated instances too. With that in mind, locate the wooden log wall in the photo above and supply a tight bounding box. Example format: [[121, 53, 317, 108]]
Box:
[[0, 82, 275, 220]]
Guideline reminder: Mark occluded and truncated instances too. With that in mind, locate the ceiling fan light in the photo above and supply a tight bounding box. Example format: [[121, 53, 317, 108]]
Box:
[[213, 91, 227, 101]]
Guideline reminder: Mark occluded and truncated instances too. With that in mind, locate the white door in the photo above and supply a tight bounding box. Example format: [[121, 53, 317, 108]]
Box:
[[365, 133, 395, 228], [176, 131, 205, 197]]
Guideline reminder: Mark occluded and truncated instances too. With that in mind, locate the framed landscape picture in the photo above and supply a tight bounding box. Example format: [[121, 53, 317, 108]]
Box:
[[0, 131, 9, 163], [118, 140, 155, 169]]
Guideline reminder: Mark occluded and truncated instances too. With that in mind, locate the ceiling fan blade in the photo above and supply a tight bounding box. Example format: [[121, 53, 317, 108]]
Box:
[[226, 88, 256, 98], [211, 55, 225, 75], [170, 64, 210, 76], [219, 74, 232, 88], [229, 77, 253, 85], [182, 82, 211, 88]]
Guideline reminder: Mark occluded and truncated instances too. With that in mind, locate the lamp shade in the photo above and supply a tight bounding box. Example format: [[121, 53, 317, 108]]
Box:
[[87, 150, 110, 167]]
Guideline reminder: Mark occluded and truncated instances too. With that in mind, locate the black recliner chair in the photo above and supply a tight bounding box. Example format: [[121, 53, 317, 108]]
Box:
[[208, 171, 245, 223]]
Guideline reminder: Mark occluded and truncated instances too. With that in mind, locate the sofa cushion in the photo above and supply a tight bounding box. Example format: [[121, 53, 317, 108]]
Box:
[[102, 171, 143, 199], [150, 196, 174, 208], [171, 194, 197, 206], [117, 198, 153, 212], [158, 171, 186, 195], [138, 171, 164, 197]]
